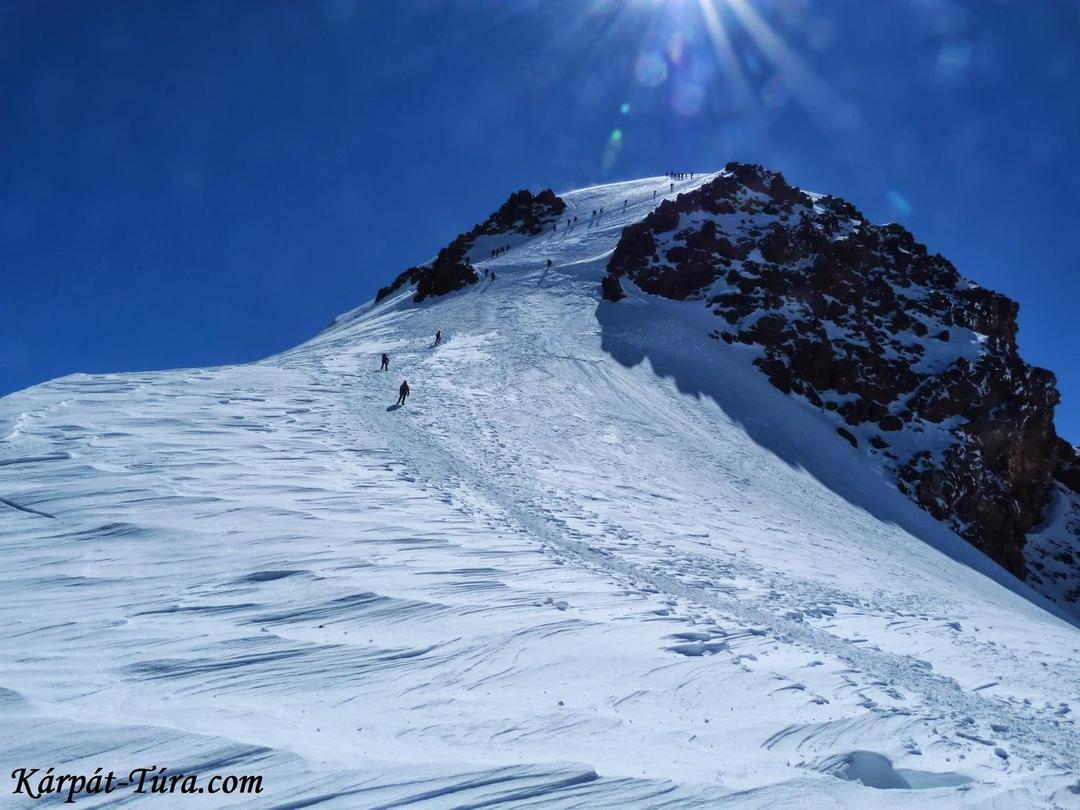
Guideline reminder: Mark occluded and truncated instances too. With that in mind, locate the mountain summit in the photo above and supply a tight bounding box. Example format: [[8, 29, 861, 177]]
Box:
[[2, 168, 1079, 806], [604, 164, 1076, 586], [368, 163, 1080, 606]]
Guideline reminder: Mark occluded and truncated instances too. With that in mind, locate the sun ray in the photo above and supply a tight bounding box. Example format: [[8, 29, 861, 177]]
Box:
[[695, 0, 751, 108], [723, 0, 860, 132]]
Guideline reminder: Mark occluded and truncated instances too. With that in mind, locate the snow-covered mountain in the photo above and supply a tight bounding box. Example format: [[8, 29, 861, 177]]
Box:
[[2, 169, 1079, 807], [599, 164, 1079, 596]]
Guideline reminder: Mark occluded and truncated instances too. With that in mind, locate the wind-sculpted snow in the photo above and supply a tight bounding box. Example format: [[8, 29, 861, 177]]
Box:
[[2, 174, 1079, 807]]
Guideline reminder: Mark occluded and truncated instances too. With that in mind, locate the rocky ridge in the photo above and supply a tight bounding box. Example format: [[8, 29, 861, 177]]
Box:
[[376, 189, 565, 303], [602, 163, 1077, 584]]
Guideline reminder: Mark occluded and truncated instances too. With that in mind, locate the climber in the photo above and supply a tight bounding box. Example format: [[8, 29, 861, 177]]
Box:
[[380, 353, 389, 372], [396, 380, 410, 407], [435, 330, 442, 346]]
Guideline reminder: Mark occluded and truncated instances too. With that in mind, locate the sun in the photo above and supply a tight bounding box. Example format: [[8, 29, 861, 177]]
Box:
[[625, 0, 858, 132]]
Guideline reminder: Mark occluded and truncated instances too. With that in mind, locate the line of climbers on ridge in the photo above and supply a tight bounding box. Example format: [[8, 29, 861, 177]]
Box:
[[553, 179, 689, 232], [383, 174, 702, 405], [520, 175, 701, 237], [565, 172, 704, 238]]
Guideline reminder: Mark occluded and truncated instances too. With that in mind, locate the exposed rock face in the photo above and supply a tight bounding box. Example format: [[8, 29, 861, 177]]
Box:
[[376, 189, 566, 304], [603, 162, 1071, 577], [1055, 439, 1080, 495], [601, 274, 626, 302], [480, 189, 566, 237], [1028, 440, 1080, 605]]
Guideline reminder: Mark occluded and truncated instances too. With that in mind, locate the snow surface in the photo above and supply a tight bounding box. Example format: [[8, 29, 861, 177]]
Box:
[[2, 174, 1079, 807]]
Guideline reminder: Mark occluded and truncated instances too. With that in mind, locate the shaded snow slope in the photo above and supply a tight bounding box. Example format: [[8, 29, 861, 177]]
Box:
[[2, 175, 1079, 807], [600, 165, 1068, 583]]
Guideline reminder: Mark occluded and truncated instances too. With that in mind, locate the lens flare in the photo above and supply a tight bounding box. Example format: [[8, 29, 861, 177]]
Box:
[[672, 81, 706, 116], [635, 52, 669, 87], [627, 0, 862, 133], [555, 0, 862, 144], [602, 128, 624, 171]]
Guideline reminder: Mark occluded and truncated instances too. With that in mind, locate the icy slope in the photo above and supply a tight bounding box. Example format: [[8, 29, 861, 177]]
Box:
[[2, 174, 1079, 807]]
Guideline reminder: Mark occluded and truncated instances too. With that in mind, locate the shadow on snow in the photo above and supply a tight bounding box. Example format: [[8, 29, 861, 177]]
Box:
[[595, 297, 1078, 629]]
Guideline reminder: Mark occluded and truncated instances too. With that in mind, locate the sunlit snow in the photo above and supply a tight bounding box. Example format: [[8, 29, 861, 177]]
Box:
[[2, 174, 1078, 807]]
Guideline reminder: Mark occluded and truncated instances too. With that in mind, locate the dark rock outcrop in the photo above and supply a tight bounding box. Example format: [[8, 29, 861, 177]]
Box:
[[480, 189, 566, 237], [602, 162, 1071, 578], [1057, 439, 1080, 494], [601, 274, 626, 302], [376, 189, 566, 304]]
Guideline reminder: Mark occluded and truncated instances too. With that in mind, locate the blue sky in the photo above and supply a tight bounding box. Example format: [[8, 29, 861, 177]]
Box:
[[2, 0, 1077, 438]]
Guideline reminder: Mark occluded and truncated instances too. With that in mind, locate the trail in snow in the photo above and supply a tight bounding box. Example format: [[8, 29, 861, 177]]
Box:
[[1, 174, 1078, 807], [305, 252, 1080, 777]]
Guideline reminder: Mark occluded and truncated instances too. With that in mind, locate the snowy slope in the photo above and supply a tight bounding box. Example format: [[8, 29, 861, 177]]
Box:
[[2, 174, 1080, 808]]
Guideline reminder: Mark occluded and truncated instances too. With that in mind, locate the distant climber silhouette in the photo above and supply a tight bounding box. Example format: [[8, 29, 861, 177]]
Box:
[[380, 353, 389, 371], [435, 330, 442, 346], [396, 380, 410, 406]]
